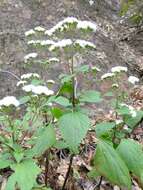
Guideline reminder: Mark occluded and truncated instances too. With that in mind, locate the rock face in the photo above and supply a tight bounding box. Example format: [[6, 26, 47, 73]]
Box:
[[0, 0, 142, 97]]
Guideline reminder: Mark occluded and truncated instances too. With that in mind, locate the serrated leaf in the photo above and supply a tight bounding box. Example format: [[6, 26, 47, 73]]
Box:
[[94, 140, 131, 189], [80, 90, 102, 103], [6, 159, 41, 190], [117, 139, 143, 183], [29, 125, 56, 157], [59, 112, 90, 153], [95, 122, 116, 137]]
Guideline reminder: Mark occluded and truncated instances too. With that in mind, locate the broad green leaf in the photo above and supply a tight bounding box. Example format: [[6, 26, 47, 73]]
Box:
[[0, 159, 12, 169], [54, 96, 71, 107], [6, 159, 41, 190], [117, 139, 143, 183], [124, 110, 143, 129], [59, 112, 90, 153], [94, 140, 131, 189], [29, 125, 56, 157], [95, 122, 116, 137], [80, 90, 102, 103]]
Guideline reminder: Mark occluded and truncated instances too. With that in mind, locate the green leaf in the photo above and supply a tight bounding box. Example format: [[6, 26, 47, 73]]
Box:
[[59, 112, 90, 153], [117, 139, 143, 183], [124, 110, 143, 129], [54, 96, 71, 107], [29, 125, 56, 157], [94, 140, 131, 189], [95, 122, 116, 137], [19, 96, 31, 104], [80, 90, 102, 103], [51, 107, 63, 119], [6, 159, 41, 190], [76, 65, 90, 73], [0, 159, 12, 169]]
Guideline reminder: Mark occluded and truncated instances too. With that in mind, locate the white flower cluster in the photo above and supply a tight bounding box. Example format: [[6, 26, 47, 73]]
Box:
[[24, 53, 38, 63], [101, 73, 115, 80], [49, 39, 96, 51], [34, 26, 45, 32], [128, 76, 139, 85], [111, 66, 128, 73], [49, 39, 72, 51], [88, 0, 94, 6], [0, 96, 20, 108], [101, 66, 128, 80], [17, 80, 27, 87], [22, 84, 54, 96], [21, 73, 40, 80], [25, 29, 35, 36], [74, 39, 96, 49], [45, 17, 97, 36], [25, 26, 45, 36], [49, 57, 59, 62], [27, 40, 55, 46], [112, 83, 119, 88], [120, 103, 137, 117]]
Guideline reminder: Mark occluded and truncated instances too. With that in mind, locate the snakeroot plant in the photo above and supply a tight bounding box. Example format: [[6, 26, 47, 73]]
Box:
[[90, 67, 143, 189], [0, 16, 143, 190]]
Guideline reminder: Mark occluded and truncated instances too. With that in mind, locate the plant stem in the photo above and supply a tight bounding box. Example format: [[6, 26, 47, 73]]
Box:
[[44, 150, 50, 187], [61, 154, 74, 190], [94, 176, 103, 190], [61, 56, 75, 190], [0, 70, 20, 81]]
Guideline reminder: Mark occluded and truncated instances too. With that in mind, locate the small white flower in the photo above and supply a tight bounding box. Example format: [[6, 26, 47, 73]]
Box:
[[34, 26, 45, 32], [101, 73, 115, 80], [21, 73, 40, 80], [74, 39, 96, 49], [25, 29, 35, 36], [0, 96, 20, 107], [77, 20, 97, 32], [49, 57, 59, 62], [112, 83, 119, 88], [128, 76, 139, 85], [24, 53, 38, 63], [17, 80, 27, 87], [49, 39, 73, 51], [111, 66, 127, 73]]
